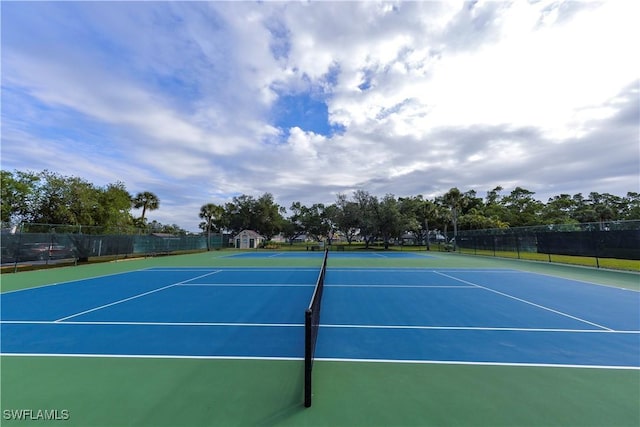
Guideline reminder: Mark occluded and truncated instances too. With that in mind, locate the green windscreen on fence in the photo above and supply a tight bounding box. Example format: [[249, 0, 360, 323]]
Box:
[[456, 221, 640, 260], [1, 227, 231, 264]]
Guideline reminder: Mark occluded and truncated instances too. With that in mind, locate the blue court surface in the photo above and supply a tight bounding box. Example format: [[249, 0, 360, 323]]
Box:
[[226, 251, 435, 259], [1, 267, 638, 368]]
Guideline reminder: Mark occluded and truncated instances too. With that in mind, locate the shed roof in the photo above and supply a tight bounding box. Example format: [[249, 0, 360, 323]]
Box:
[[233, 229, 263, 239]]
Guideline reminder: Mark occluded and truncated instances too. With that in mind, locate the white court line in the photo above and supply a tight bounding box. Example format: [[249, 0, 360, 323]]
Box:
[[434, 271, 615, 331], [2, 320, 302, 327], [517, 270, 640, 293], [326, 284, 478, 288], [0, 353, 302, 361], [0, 353, 637, 370], [327, 268, 517, 273], [267, 253, 285, 258], [3, 320, 637, 334], [146, 267, 319, 271], [54, 270, 223, 322], [313, 357, 640, 370], [179, 283, 478, 288], [178, 283, 315, 287], [319, 324, 639, 333], [1, 269, 151, 295]]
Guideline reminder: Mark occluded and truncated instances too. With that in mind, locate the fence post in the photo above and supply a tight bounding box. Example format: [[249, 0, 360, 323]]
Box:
[[592, 230, 600, 269], [13, 224, 23, 273]]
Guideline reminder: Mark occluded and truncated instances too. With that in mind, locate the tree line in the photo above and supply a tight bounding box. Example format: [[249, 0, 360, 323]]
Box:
[[200, 187, 640, 247], [0, 170, 180, 233], [2, 170, 638, 242]]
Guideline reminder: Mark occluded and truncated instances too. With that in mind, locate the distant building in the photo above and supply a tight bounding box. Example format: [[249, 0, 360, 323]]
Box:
[[232, 230, 264, 249], [271, 233, 287, 243], [271, 233, 310, 244]]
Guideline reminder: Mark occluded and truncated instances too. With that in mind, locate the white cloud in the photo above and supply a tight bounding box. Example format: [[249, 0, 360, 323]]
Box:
[[322, 0, 639, 142], [1, 1, 638, 231]]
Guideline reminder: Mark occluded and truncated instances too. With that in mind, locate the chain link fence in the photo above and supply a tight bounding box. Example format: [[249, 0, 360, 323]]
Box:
[[3, 221, 639, 270], [455, 220, 640, 268], [1, 223, 230, 268]]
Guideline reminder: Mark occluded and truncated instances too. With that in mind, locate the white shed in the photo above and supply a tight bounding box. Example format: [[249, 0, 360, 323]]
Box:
[[233, 230, 264, 249]]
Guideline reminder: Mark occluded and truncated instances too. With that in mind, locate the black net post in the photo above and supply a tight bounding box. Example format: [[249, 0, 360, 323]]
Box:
[[304, 308, 313, 407], [303, 248, 328, 408]]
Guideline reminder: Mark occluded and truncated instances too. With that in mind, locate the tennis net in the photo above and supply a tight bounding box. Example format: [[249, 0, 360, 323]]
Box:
[[304, 247, 328, 407]]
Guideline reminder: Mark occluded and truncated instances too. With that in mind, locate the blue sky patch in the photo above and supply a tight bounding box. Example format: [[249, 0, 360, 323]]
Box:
[[271, 64, 344, 137], [358, 68, 374, 91], [272, 91, 343, 137]]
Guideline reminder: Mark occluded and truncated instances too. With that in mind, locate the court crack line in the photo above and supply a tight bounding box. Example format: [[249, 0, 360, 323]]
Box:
[[433, 271, 614, 331]]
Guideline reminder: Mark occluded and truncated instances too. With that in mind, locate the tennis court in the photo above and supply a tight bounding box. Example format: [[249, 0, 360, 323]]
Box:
[[1, 250, 638, 426]]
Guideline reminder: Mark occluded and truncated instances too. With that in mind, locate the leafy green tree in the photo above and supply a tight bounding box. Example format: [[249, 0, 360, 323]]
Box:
[[322, 204, 339, 244], [254, 193, 285, 240], [455, 189, 503, 231], [147, 221, 187, 235], [31, 171, 73, 224], [541, 194, 579, 225], [376, 194, 404, 249], [622, 192, 640, 220], [569, 193, 598, 223], [287, 201, 306, 239], [224, 193, 284, 239], [460, 190, 484, 215], [224, 194, 254, 233], [352, 190, 379, 248], [1, 170, 134, 230], [305, 204, 330, 242], [588, 192, 622, 229], [31, 171, 103, 226], [164, 224, 188, 235], [332, 194, 360, 244], [199, 203, 224, 250], [397, 196, 426, 246], [0, 170, 40, 224], [280, 217, 304, 245], [67, 176, 100, 226], [95, 182, 134, 231], [501, 187, 543, 227], [288, 202, 329, 242], [483, 186, 509, 225]]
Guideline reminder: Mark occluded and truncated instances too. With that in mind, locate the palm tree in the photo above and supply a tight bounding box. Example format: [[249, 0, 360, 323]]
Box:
[[442, 187, 464, 250], [199, 203, 224, 250], [133, 192, 160, 225], [421, 199, 437, 251]]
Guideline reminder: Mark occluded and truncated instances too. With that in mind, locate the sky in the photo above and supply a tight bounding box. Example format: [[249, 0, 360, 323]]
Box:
[[1, 1, 639, 232]]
